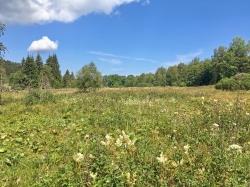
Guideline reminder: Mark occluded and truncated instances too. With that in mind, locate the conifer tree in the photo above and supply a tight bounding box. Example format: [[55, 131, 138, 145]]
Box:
[[35, 54, 43, 74], [63, 69, 71, 88], [46, 54, 62, 88], [23, 56, 39, 88]]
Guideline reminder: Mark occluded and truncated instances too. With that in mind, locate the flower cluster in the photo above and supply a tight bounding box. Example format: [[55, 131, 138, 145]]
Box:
[[73, 153, 84, 163], [228, 144, 243, 153], [101, 131, 136, 149], [157, 152, 168, 164]]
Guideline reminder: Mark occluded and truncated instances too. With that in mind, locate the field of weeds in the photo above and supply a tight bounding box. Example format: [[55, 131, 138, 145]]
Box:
[[0, 87, 250, 186]]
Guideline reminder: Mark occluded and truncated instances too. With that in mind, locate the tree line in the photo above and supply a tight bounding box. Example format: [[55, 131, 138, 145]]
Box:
[[103, 37, 250, 88], [1, 27, 250, 91]]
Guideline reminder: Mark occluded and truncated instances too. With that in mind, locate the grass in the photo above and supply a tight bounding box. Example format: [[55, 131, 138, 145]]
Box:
[[0, 87, 250, 186]]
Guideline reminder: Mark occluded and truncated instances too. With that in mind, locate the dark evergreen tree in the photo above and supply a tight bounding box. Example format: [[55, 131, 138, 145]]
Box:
[[46, 54, 62, 88], [63, 70, 71, 88], [35, 54, 43, 73], [22, 56, 39, 88]]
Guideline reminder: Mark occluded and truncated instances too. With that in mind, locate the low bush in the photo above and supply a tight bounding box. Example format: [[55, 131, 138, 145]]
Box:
[[24, 89, 56, 105], [215, 73, 250, 90]]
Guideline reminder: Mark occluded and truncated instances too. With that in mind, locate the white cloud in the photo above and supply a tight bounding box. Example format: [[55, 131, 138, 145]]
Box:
[[98, 57, 123, 65], [89, 51, 159, 63], [28, 36, 58, 52], [0, 0, 145, 24]]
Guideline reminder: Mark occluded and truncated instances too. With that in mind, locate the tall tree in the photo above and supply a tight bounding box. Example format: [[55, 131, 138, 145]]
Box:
[[35, 54, 43, 73], [23, 56, 39, 88], [46, 54, 62, 88], [155, 67, 167, 86], [77, 62, 102, 92], [63, 69, 72, 88]]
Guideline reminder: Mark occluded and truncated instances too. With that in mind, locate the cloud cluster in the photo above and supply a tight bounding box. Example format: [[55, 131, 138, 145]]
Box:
[[28, 36, 58, 52], [0, 0, 144, 24]]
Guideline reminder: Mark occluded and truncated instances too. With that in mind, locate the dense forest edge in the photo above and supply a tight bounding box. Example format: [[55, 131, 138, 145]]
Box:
[[1, 23, 250, 91]]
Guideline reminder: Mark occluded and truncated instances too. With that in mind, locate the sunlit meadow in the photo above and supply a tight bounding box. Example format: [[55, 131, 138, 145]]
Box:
[[0, 87, 250, 186]]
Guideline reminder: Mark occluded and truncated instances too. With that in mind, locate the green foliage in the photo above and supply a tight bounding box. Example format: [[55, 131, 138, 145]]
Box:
[[215, 73, 250, 90], [9, 70, 28, 90], [77, 62, 102, 91], [154, 67, 167, 86], [24, 89, 56, 105], [63, 70, 76, 88]]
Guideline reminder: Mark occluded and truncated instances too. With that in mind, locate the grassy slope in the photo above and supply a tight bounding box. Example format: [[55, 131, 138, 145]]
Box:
[[0, 87, 250, 186]]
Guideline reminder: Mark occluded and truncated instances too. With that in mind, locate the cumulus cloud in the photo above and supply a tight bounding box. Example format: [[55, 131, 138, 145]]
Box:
[[28, 36, 58, 52], [0, 0, 146, 24]]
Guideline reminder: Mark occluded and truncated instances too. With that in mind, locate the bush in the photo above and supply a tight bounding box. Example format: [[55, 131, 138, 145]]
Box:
[[215, 73, 250, 90], [24, 89, 56, 105]]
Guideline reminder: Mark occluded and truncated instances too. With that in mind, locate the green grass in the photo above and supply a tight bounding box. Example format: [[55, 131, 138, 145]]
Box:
[[0, 87, 250, 186]]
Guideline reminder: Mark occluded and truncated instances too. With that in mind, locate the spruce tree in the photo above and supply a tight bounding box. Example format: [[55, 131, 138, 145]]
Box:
[[23, 56, 39, 88], [63, 69, 71, 88], [46, 54, 62, 88], [35, 54, 43, 74]]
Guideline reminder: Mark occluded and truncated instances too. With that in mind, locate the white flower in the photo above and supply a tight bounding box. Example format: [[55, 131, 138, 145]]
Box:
[[90, 172, 97, 180], [157, 152, 168, 164], [115, 138, 123, 147], [101, 134, 113, 146], [84, 134, 90, 139], [73, 153, 84, 163], [212, 123, 219, 128], [246, 112, 250, 116], [184, 144, 190, 154], [228, 144, 243, 153], [201, 96, 205, 100]]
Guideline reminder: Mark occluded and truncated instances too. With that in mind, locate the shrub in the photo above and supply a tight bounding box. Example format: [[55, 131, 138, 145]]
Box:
[[215, 73, 250, 90], [24, 89, 56, 105]]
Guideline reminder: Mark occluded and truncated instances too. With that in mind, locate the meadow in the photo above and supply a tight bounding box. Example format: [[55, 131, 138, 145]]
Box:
[[0, 87, 250, 186]]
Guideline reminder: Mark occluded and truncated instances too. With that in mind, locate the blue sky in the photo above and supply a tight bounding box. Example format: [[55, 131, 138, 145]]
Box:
[[1, 0, 250, 75]]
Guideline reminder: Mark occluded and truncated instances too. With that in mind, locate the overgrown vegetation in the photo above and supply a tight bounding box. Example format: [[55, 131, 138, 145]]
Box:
[[0, 87, 249, 186], [24, 89, 56, 105], [216, 73, 250, 90]]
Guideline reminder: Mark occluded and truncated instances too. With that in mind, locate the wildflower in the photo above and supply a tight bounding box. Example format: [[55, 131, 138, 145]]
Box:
[[171, 161, 178, 168], [73, 153, 84, 163], [90, 172, 97, 180], [201, 96, 205, 100], [125, 172, 137, 186], [157, 152, 168, 164], [89, 154, 95, 159], [84, 134, 90, 139], [173, 129, 177, 133], [212, 123, 219, 128], [228, 144, 243, 153], [184, 144, 190, 154], [232, 122, 237, 126], [246, 112, 250, 116], [101, 134, 113, 146], [115, 138, 123, 147], [0, 133, 7, 140]]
